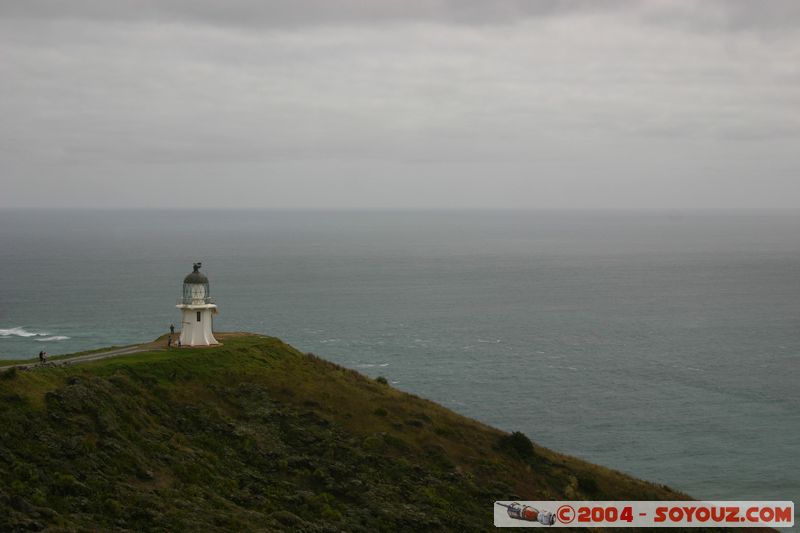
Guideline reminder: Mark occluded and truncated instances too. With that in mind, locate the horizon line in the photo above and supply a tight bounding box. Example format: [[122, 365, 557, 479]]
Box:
[[2, 206, 800, 213]]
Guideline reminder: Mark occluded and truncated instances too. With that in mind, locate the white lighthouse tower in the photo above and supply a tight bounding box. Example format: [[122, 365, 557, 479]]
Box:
[[176, 262, 219, 346]]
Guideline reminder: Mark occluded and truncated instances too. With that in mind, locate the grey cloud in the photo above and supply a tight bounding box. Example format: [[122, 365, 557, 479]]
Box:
[[0, 0, 621, 27], [639, 0, 800, 34], [2, 0, 799, 34], [1, 2, 799, 209]]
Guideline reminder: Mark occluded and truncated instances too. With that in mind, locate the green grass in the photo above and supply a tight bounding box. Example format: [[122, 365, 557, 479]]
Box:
[[0, 334, 692, 532]]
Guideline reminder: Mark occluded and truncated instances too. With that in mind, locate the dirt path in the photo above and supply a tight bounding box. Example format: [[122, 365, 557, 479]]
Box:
[[0, 331, 250, 374], [1, 346, 157, 372], [1, 334, 176, 373], [1, 332, 241, 373]]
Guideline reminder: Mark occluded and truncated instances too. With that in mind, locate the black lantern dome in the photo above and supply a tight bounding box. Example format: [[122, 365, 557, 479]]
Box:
[[183, 266, 209, 284], [181, 262, 212, 304]]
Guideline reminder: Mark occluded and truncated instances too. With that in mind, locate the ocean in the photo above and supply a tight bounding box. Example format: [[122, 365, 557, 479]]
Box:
[[1, 209, 798, 512]]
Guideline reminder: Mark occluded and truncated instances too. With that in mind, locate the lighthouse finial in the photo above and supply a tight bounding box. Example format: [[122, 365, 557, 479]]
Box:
[[193, 262, 202, 272]]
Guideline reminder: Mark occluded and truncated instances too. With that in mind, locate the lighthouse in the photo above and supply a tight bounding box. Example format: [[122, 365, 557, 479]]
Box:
[[176, 262, 219, 346]]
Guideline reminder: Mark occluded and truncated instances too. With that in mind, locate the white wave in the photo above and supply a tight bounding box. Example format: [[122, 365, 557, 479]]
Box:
[[546, 364, 579, 371], [0, 327, 50, 338], [477, 339, 501, 343], [36, 336, 70, 342]]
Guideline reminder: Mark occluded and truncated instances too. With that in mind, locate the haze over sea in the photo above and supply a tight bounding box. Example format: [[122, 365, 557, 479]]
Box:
[[1, 209, 798, 511]]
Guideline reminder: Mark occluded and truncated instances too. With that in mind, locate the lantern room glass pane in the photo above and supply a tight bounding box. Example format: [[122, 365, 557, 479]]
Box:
[[182, 282, 211, 304]]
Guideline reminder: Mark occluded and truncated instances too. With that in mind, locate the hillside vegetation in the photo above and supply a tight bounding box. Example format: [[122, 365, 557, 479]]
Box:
[[0, 333, 688, 532]]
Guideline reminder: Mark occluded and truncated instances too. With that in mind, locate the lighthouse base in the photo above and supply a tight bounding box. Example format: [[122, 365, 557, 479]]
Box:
[[177, 304, 219, 346]]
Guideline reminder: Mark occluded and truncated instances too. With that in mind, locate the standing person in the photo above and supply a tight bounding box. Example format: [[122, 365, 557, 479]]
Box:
[[167, 335, 172, 348], [170, 323, 175, 335], [38, 350, 44, 363], [42, 351, 47, 363]]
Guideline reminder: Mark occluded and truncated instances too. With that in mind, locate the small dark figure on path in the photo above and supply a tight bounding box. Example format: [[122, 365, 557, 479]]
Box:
[[170, 324, 175, 335], [41, 351, 47, 363], [38, 350, 44, 363]]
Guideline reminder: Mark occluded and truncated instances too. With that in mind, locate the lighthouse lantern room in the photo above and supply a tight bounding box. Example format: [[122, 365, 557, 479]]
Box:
[[176, 262, 219, 346]]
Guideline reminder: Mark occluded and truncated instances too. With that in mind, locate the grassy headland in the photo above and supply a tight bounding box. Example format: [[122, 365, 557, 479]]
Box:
[[0, 333, 689, 531]]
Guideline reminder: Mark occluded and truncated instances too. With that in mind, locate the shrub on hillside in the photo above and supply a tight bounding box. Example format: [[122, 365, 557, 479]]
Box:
[[498, 431, 535, 459], [577, 473, 600, 494]]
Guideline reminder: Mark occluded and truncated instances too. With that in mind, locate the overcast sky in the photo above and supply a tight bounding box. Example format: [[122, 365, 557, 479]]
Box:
[[1, 1, 799, 209]]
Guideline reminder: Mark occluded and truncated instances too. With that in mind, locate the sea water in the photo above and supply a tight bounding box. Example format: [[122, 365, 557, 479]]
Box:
[[1, 209, 798, 513]]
